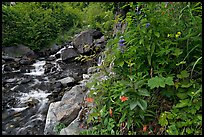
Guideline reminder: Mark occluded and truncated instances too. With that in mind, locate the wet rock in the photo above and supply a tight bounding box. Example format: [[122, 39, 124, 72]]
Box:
[[44, 63, 55, 74], [47, 55, 56, 61], [55, 53, 61, 59], [61, 48, 78, 62], [5, 78, 17, 83], [4, 64, 13, 71], [19, 58, 32, 65], [57, 76, 75, 87], [2, 44, 35, 58], [19, 78, 31, 84]]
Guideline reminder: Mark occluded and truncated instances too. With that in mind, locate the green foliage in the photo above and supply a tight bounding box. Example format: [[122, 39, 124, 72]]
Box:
[[81, 2, 202, 135], [54, 122, 67, 134], [2, 2, 114, 50]]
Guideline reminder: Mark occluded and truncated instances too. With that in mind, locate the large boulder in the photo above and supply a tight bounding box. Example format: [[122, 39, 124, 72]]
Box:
[[73, 30, 103, 54], [44, 85, 86, 135], [2, 44, 36, 58]]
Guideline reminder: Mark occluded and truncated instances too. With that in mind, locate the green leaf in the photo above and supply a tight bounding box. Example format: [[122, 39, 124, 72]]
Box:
[[165, 77, 174, 86], [130, 101, 138, 110], [118, 61, 124, 67], [172, 48, 183, 57], [158, 77, 165, 88], [180, 70, 189, 78], [159, 113, 168, 126], [148, 76, 160, 89], [139, 39, 144, 45], [174, 99, 190, 108], [176, 92, 188, 99], [154, 32, 160, 38], [137, 99, 147, 110], [138, 88, 150, 96]]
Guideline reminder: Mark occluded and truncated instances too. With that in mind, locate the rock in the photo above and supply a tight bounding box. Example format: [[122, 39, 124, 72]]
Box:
[[19, 58, 32, 65], [2, 56, 16, 62], [2, 44, 35, 58], [50, 44, 61, 55], [61, 85, 85, 101], [60, 119, 80, 135], [73, 29, 103, 54], [82, 74, 90, 80], [61, 48, 78, 62], [5, 78, 17, 83], [4, 64, 13, 71], [47, 55, 56, 61], [44, 101, 61, 135], [87, 66, 99, 74], [57, 77, 75, 87], [19, 78, 31, 84], [56, 103, 81, 125], [44, 63, 55, 74]]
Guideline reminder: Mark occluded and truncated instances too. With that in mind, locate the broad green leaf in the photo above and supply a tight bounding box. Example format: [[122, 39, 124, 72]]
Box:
[[138, 88, 150, 96], [176, 92, 188, 99], [137, 99, 147, 110], [158, 77, 165, 88], [148, 76, 160, 89], [154, 32, 160, 38], [180, 70, 189, 78], [130, 101, 138, 110], [174, 99, 190, 108], [165, 77, 174, 86]]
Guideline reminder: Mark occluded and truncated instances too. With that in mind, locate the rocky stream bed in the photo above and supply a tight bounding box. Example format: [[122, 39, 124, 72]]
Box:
[[2, 29, 106, 135]]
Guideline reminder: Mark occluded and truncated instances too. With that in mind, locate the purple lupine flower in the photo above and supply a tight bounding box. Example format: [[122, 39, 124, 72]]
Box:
[[118, 36, 125, 53], [146, 23, 150, 28]]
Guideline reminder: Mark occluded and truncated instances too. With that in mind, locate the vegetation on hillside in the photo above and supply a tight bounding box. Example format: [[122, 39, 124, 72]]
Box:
[[80, 2, 202, 135], [2, 2, 114, 50]]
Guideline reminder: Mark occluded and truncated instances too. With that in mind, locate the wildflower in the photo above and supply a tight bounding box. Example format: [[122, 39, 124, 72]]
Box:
[[162, 12, 165, 15], [85, 97, 94, 103], [175, 34, 180, 38], [109, 108, 113, 117], [167, 34, 171, 37], [143, 125, 148, 132], [146, 23, 150, 28], [177, 32, 181, 35], [120, 96, 128, 102], [118, 36, 125, 53]]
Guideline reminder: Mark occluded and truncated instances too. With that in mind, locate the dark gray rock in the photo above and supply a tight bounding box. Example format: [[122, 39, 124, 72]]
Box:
[[19, 58, 32, 65], [73, 30, 95, 54], [4, 64, 13, 71], [2, 44, 35, 58], [61, 48, 78, 61]]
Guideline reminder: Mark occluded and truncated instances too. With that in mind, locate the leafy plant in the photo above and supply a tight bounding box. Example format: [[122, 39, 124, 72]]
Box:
[[54, 122, 67, 134]]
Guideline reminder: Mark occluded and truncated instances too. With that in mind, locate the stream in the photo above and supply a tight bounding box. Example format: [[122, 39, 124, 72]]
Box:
[[2, 46, 90, 135]]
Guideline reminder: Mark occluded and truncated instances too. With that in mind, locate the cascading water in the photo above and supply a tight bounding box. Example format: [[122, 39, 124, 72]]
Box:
[[24, 60, 46, 76]]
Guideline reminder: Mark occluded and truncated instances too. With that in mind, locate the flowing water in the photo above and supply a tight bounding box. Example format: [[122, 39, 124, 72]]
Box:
[[2, 60, 53, 135], [1, 47, 70, 135]]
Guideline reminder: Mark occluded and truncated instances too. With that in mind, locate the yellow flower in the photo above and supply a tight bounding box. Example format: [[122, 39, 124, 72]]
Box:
[[177, 32, 181, 35], [175, 34, 179, 38], [167, 34, 171, 37]]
